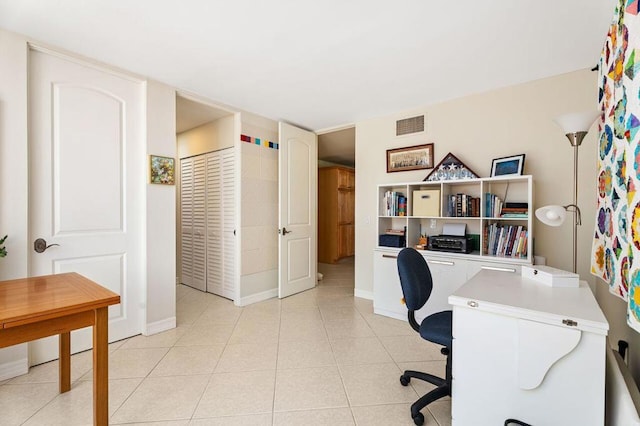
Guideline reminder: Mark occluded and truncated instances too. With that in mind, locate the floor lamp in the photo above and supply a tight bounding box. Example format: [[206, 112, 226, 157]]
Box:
[[535, 111, 599, 273]]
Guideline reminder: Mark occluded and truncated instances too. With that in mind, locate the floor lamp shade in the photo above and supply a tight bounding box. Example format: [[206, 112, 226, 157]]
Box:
[[553, 111, 600, 135], [535, 205, 568, 227]]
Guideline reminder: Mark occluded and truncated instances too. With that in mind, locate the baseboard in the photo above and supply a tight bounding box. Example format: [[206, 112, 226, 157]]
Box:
[[373, 307, 407, 322], [0, 357, 28, 381], [143, 316, 176, 336], [237, 288, 278, 306], [354, 288, 374, 300]]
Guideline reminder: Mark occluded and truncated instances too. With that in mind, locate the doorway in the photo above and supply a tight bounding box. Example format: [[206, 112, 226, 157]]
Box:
[[317, 126, 356, 292], [175, 95, 236, 299]]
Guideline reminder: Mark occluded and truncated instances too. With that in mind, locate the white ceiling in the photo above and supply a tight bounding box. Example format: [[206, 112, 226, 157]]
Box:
[[0, 0, 615, 132]]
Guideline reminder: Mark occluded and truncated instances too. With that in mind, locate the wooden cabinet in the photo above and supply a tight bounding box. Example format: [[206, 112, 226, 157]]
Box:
[[318, 166, 355, 263]]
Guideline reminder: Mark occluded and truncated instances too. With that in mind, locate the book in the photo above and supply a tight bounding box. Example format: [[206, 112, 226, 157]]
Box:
[[385, 228, 406, 235], [504, 202, 529, 209]]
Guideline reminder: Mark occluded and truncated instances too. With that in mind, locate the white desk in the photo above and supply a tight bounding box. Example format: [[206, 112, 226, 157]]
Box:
[[448, 269, 609, 426]]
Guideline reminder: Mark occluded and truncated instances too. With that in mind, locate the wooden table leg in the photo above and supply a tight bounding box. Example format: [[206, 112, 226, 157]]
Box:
[[93, 307, 108, 426], [59, 332, 71, 393]]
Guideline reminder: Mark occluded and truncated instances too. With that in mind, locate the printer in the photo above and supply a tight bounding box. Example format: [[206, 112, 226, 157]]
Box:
[[428, 223, 473, 254]]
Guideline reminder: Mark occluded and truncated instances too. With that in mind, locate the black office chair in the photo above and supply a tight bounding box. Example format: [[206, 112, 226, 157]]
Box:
[[396, 247, 453, 426]]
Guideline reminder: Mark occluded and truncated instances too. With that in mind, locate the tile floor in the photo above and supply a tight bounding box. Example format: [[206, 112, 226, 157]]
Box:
[[0, 258, 451, 425]]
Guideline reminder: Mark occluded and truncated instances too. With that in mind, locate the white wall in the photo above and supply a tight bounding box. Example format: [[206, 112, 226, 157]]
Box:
[[0, 29, 29, 378], [145, 80, 177, 334], [355, 69, 599, 297], [238, 112, 279, 304]]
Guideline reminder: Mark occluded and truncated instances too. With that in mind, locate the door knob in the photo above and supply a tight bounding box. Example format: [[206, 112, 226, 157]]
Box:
[[279, 227, 292, 235], [34, 238, 60, 253]]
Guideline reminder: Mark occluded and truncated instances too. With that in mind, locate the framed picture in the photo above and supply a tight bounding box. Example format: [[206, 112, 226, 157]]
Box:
[[490, 154, 525, 177], [149, 155, 175, 185], [386, 143, 434, 173]]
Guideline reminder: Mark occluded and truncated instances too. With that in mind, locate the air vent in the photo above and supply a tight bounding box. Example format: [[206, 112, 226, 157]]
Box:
[[396, 115, 425, 136]]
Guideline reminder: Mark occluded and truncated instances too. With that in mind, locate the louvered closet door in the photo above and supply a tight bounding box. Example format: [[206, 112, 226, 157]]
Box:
[[180, 158, 194, 287], [191, 155, 207, 291], [206, 152, 223, 296], [221, 148, 236, 299]]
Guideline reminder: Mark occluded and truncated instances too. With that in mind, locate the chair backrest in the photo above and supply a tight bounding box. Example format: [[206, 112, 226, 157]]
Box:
[[397, 247, 433, 311]]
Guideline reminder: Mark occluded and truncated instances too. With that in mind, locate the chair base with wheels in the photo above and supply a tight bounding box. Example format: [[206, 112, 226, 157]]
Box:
[[396, 248, 453, 426]]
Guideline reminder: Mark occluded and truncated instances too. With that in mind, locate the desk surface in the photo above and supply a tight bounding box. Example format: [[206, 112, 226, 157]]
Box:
[[0, 272, 120, 328], [449, 269, 609, 334]]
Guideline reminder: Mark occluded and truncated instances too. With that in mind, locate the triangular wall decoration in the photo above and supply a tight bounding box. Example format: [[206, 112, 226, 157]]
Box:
[[423, 152, 479, 181]]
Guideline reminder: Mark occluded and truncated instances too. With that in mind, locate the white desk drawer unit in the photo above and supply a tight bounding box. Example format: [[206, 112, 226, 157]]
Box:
[[449, 269, 609, 426], [372, 248, 523, 323]]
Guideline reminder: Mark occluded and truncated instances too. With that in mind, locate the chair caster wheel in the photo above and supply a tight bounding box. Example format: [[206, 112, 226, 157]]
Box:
[[412, 412, 424, 425], [400, 375, 410, 386]]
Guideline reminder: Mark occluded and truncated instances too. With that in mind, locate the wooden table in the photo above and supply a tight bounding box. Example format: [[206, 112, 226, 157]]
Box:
[[0, 272, 120, 425]]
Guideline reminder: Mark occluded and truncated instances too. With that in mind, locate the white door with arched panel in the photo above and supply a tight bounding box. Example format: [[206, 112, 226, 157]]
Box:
[[278, 122, 317, 298], [28, 48, 144, 365]]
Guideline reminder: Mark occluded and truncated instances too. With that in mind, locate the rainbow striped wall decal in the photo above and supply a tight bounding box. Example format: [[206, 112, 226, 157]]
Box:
[[241, 134, 278, 149]]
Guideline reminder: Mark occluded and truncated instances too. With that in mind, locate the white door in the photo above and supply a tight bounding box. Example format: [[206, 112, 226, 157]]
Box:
[[205, 148, 236, 299], [278, 122, 317, 298], [180, 158, 195, 287], [221, 148, 236, 299], [206, 152, 223, 295], [28, 49, 144, 364]]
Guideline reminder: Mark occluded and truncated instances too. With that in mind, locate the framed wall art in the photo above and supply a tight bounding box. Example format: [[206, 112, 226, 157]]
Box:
[[386, 143, 434, 173], [423, 152, 479, 181], [149, 155, 175, 185], [490, 154, 525, 177]]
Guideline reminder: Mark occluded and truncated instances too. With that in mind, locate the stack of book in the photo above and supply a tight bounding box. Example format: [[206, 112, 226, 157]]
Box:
[[447, 193, 481, 217], [385, 228, 406, 236], [383, 191, 407, 216], [484, 193, 503, 218], [483, 223, 528, 258], [500, 202, 528, 218]]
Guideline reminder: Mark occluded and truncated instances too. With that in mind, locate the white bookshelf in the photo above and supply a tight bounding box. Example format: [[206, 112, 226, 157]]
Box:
[[377, 175, 533, 264]]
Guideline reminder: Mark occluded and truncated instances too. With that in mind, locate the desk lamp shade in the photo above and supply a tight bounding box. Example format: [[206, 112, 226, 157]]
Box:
[[535, 205, 567, 227]]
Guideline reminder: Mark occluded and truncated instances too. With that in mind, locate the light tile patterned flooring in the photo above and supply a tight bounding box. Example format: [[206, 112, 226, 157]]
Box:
[[0, 258, 452, 425]]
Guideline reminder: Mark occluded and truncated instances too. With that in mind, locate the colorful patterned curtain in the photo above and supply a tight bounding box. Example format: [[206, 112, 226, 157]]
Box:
[[591, 0, 640, 332]]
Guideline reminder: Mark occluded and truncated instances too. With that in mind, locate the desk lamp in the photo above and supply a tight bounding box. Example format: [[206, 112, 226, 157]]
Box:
[[535, 111, 599, 273]]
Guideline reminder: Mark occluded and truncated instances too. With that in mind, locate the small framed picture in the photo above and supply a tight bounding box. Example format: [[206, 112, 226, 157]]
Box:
[[149, 155, 175, 185], [490, 154, 525, 177], [386, 143, 434, 173]]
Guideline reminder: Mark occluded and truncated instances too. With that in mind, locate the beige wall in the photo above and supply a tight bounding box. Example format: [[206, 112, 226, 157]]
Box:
[[355, 68, 640, 384], [177, 115, 235, 159], [0, 29, 29, 377], [355, 69, 598, 297], [239, 113, 279, 302], [145, 80, 177, 332]]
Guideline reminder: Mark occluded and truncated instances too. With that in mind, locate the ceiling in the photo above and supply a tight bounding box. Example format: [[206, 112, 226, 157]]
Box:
[[0, 1, 615, 133]]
